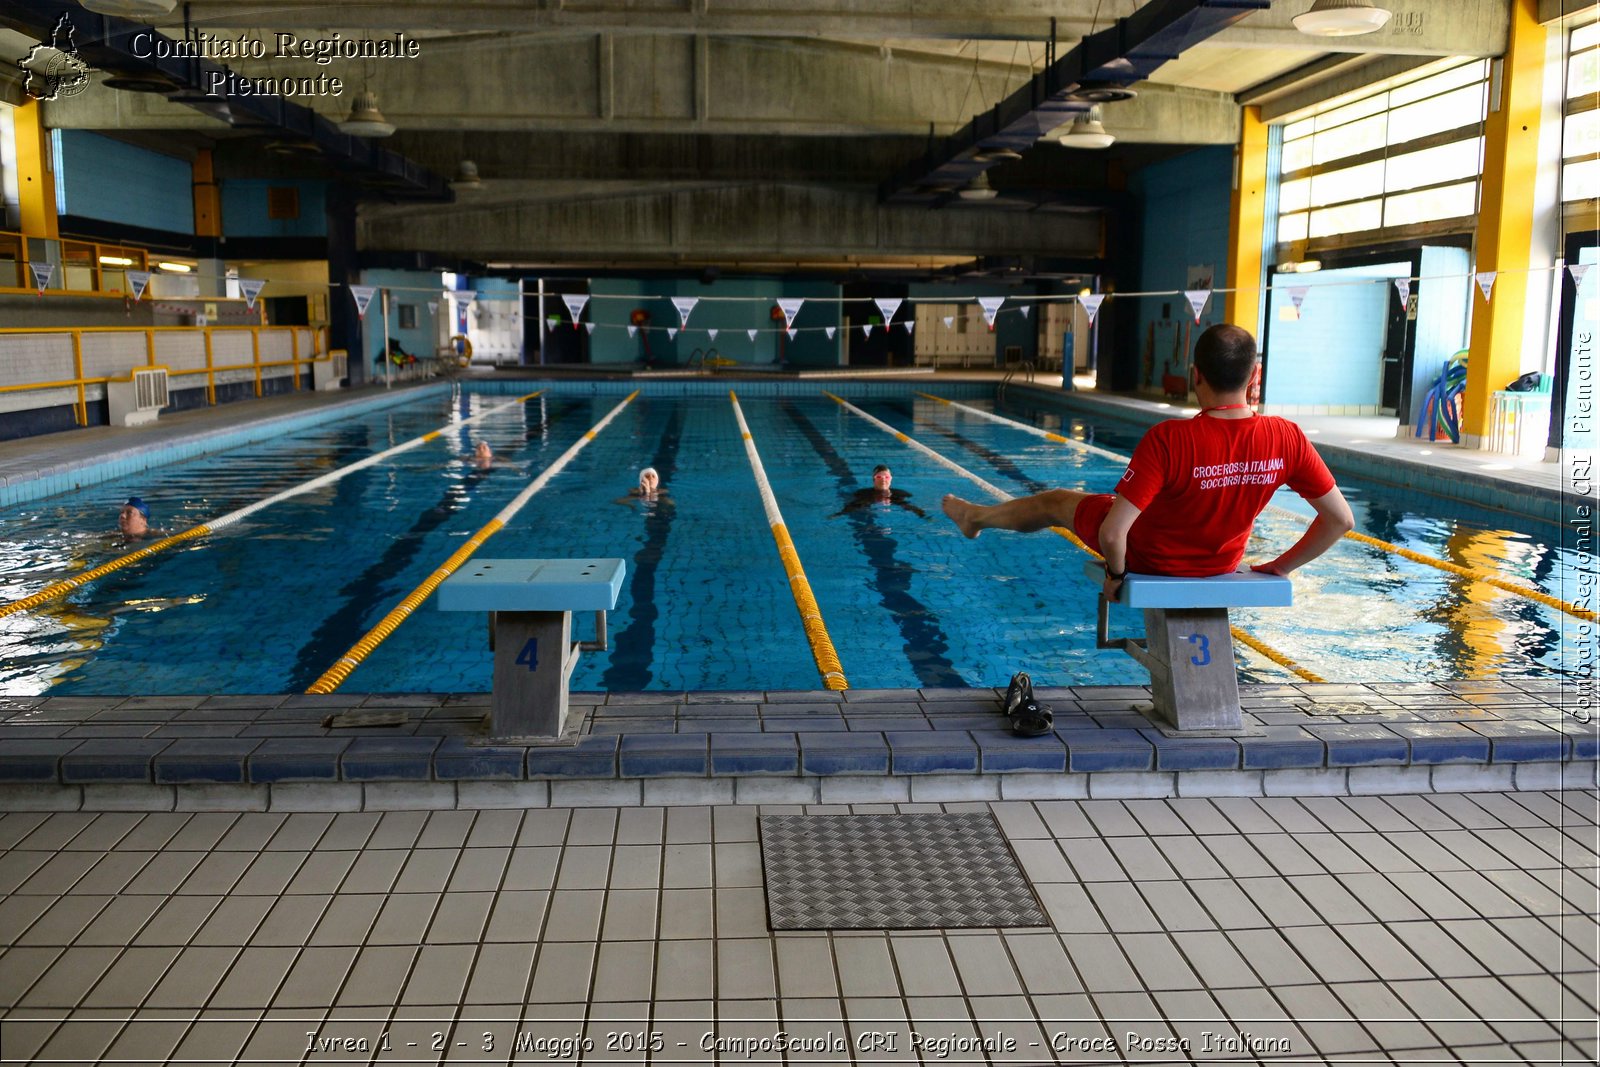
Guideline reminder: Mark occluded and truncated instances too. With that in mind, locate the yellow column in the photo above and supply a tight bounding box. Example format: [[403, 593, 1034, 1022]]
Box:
[[13, 99, 59, 241], [1225, 105, 1268, 338], [1462, 0, 1546, 446]]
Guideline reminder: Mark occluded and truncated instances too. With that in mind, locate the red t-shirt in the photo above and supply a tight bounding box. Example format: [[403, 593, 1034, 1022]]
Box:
[[1114, 414, 1336, 577]]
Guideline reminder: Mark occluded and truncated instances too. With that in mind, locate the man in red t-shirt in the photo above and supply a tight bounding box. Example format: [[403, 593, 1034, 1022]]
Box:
[[942, 324, 1354, 602]]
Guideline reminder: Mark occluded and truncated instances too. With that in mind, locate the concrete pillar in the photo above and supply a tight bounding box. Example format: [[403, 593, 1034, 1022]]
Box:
[[196, 258, 227, 298], [1461, 0, 1550, 447], [1225, 106, 1268, 341], [326, 182, 366, 386]]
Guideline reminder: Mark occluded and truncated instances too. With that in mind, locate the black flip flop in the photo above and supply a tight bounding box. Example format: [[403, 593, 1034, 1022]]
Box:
[[1009, 697, 1054, 737], [1004, 671, 1032, 719]]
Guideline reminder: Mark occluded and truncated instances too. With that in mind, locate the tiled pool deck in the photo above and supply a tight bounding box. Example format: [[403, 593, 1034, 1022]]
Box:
[[1, 680, 1593, 813]]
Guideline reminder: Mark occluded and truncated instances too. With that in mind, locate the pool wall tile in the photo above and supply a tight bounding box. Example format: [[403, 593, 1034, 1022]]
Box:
[[1386, 723, 1491, 764], [618, 733, 709, 777], [525, 735, 618, 779], [1467, 720, 1569, 762], [1064, 728, 1155, 773], [339, 736, 441, 781], [884, 731, 979, 774], [1305, 723, 1410, 766], [1239, 726, 1326, 770], [152, 739, 261, 783], [0, 740, 81, 782], [798, 733, 890, 775], [433, 739, 528, 780], [1138, 730, 1241, 771], [59, 739, 170, 783], [709, 734, 799, 776], [972, 730, 1067, 773], [247, 738, 351, 782]]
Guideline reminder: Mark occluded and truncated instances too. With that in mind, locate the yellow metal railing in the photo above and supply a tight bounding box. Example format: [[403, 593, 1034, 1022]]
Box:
[[0, 324, 330, 426]]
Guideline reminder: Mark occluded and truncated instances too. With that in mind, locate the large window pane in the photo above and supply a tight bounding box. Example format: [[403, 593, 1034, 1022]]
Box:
[[1387, 84, 1486, 147], [1573, 21, 1600, 53], [1383, 181, 1478, 226], [1565, 158, 1600, 201], [1308, 199, 1382, 238], [1284, 116, 1316, 143], [1313, 92, 1389, 134], [1279, 177, 1311, 213], [1565, 108, 1600, 161], [1389, 59, 1487, 107], [1282, 137, 1314, 173], [1386, 137, 1484, 193], [1277, 211, 1309, 243], [1309, 159, 1385, 206], [1571, 49, 1600, 98], [1313, 113, 1387, 166]]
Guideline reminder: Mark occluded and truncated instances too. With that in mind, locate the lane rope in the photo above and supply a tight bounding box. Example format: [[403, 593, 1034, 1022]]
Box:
[[918, 392, 1595, 623], [827, 391, 1324, 683], [0, 390, 546, 621], [306, 391, 639, 694], [730, 391, 848, 690]]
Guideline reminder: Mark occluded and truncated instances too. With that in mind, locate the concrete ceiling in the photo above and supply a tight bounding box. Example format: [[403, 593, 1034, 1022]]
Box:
[[4, 0, 1511, 277]]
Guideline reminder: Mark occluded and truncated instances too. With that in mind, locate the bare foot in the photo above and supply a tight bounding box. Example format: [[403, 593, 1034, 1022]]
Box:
[[942, 494, 982, 538]]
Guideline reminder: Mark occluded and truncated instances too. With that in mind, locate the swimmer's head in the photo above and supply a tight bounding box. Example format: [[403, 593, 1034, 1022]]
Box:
[[473, 442, 493, 461], [119, 497, 150, 536], [871, 465, 892, 491], [638, 467, 660, 494]]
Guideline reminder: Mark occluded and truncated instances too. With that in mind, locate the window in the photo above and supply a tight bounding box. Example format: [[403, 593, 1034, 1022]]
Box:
[[1275, 58, 1490, 242], [1564, 23, 1600, 203], [266, 186, 300, 219]]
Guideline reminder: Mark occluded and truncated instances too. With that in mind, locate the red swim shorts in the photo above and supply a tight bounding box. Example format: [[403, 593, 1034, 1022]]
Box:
[[1071, 492, 1115, 555]]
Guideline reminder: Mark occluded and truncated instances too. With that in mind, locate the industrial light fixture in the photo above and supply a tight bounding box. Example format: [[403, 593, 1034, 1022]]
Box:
[[98, 255, 135, 266], [449, 159, 482, 192], [1058, 107, 1115, 150], [1292, 0, 1392, 37], [156, 261, 192, 273], [1276, 259, 1323, 273], [972, 146, 1023, 163], [339, 90, 395, 137], [958, 172, 999, 200], [79, 0, 177, 15]]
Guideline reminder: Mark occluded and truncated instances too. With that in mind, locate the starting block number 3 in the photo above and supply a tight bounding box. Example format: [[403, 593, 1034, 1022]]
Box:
[[515, 639, 539, 672], [1186, 633, 1211, 666]]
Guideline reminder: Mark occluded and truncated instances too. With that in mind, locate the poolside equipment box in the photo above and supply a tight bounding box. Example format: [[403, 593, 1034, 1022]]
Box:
[[1087, 563, 1294, 734], [438, 558, 625, 738]]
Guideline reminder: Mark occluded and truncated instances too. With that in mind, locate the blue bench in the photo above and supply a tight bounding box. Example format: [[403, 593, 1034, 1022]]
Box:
[[438, 558, 625, 738], [1086, 562, 1294, 734]]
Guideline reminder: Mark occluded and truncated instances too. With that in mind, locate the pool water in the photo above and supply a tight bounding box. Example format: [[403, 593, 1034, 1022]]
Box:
[[0, 386, 1584, 694]]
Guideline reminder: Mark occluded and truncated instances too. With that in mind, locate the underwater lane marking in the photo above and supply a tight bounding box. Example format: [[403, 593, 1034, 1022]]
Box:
[[826, 392, 1323, 684], [0, 390, 546, 621], [915, 392, 1595, 624], [306, 391, 639, 694], [730, 390, 848, 691]]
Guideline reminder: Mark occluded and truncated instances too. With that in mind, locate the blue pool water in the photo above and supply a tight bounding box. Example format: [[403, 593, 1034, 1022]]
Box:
[[0, 384, 1585, 694]]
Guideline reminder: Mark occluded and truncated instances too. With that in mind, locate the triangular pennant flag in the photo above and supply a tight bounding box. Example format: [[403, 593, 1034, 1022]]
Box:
[[1394, 278, 1411, 305], [863, 324, 874, 337], [977, 296, 1005, 328], [825, 326, 836, 340], [1286, 285, 1309, 312], [1079, 294, 1105, 326], [627, 325, 638, 339], [547, 316, 561, 329], [1020, 305, 1031, 318], [29, 261, 54, 293], [776, 298, 805, 329], [427, 301, 438, 315], [708, 329, 719, 342], [667, 327, 679, 340], [903, 321, 914, 334], [238, 277, 266, 311], [1475, 271, 1497, 302], [747, 329, 759, 342], [584, 322, 596, 335], [125, 270, 150, 302], [562, 294, 589, 323], [874, 297, 903, 325], [349, 284, 377, 319], [786, 328, 797, 341], [943, 316, 955, 329], [670, 296, 698, 326], [1569, 263, 1592, 288], [1183, 289, 1211, 323]]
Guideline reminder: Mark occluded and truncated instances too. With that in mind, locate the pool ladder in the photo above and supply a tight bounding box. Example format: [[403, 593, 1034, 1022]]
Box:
[[998, 359, 1035, 400]]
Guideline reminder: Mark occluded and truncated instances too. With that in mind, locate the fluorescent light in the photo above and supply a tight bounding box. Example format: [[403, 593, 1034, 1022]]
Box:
[[1293, 0, 1392, 37], [156, 262, 192, 273], [99, 255, 135, 266], [1293, 259, 1323, 273]]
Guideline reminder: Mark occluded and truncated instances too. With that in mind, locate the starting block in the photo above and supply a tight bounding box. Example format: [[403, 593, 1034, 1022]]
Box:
[[1087, 562, 1293, 734], [438, 558, 625, 738]]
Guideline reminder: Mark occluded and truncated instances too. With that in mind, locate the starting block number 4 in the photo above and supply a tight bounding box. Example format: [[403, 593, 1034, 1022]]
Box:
[[515, 639, 539, 672]]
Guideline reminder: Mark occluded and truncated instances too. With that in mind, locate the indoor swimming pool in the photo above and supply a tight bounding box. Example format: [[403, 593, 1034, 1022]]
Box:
[[0, 383, 1584, 695]]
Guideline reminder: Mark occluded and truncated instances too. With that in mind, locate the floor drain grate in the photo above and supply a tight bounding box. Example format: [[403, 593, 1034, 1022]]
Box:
[[759, 813, 1047, 930], [1297, 701, 1384, 716]]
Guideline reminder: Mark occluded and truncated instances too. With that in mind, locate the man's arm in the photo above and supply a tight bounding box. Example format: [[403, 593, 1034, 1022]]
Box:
[[1097, 494, 1142, 599], [1250, 486, 1355, 576]]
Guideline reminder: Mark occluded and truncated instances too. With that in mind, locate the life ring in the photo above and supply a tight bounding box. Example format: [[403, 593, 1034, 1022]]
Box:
[[450, 335, 473, 366]]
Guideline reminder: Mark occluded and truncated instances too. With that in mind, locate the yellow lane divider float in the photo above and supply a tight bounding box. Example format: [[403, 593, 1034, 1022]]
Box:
[[729, 391, 848, 690], [0, 391, 547, 621], [918, 392, 1595, 623], [306, 391, 639, 693], [830, 391, 1324, 683]]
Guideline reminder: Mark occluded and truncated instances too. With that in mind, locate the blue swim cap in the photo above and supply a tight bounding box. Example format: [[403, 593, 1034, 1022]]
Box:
[[125, 497, 149, 519]]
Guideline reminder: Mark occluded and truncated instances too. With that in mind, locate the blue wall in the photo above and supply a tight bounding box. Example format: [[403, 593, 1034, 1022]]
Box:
[[1127, 146, 1233, 389], [361, 269, 442, 364], [587, 278, 841, 366], [220, 179, 327, 238], [1262, 262, 1402, 408], [54, 131, 193, 234]]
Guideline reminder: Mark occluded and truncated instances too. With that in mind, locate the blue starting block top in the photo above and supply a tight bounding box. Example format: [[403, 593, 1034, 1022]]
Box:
[[1083, 561, 1293, 609], [438, 558, 625, 613]]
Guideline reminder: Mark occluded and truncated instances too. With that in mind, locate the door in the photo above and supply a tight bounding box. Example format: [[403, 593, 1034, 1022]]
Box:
[[1379, 281, 1410, 413]]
